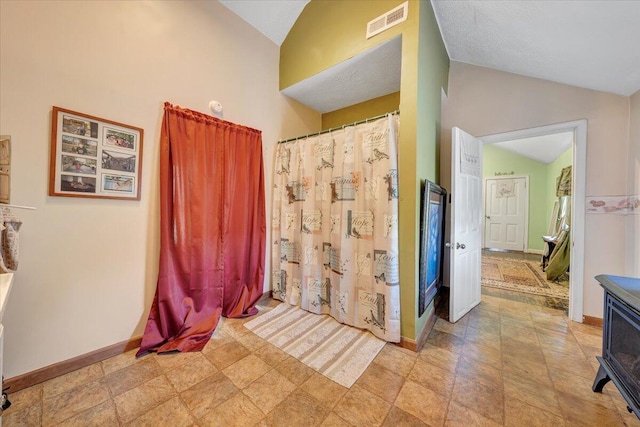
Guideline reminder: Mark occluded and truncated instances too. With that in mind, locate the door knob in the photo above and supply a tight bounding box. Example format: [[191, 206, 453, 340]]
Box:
[[486, 216, 490, 219], [456, 242, 466, 249]]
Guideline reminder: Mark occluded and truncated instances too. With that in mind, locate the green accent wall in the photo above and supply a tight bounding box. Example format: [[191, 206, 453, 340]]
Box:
[[547, 147, 573, 223], [280, 0, 449, 341], [321, 92, 400, 130], [483, 145, 547, 251], [483, 145, 573, 252]]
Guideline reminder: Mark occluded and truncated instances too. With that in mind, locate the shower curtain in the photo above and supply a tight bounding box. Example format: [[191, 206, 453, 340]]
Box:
[[137, 103, 265, 356], [271, 114, 400, 342]]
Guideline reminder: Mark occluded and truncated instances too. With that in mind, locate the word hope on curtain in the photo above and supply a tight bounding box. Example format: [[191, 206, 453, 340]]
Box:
[[271, 113, 401, 342]]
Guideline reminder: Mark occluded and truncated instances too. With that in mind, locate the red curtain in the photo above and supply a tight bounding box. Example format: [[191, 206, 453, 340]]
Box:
[[137, 103, 265, 356]]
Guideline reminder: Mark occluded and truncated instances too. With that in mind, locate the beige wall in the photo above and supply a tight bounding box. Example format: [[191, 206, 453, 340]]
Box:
[[441, 61, 630, 319], [0, 0, 319, 378], [628, 90, 640, 276]]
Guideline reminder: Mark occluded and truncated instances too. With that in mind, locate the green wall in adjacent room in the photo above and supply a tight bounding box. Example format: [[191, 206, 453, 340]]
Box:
[[281, 0, 449, 342], [547, 147, 573, 223], [483, 145, 548, 251]]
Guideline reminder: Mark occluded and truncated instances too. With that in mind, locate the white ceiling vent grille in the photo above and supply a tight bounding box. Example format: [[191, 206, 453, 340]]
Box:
[[366, 2, 408, 39]]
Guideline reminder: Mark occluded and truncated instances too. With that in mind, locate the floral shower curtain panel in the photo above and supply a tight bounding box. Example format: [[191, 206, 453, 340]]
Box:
[[272, 114, 400, 342], [138, 103, 265, 356]]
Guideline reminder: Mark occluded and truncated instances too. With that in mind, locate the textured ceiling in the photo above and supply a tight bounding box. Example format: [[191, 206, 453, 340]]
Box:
[[432, 0, 640, 96], [281, 36, 402, 114], [492, 132, 574, 164], [219, 0, 640, 118], [219, 0, 310, 46]]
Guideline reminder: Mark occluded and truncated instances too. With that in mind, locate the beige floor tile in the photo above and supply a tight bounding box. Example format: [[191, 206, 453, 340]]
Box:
[[502, 353, 550, 384], [236, 331, 268, 351], [394, 380, 448, 427], [418, 343, 459, 372], [125, 396, 194, 427], [42, 364, 104, 399], [557, 393, 625, 426], [165, 352, 218, 392], [201, 331, 235, 354], [180, 371, 239, 419], [543, 348, 597, 380], [101, 349, 143, 375], [433, 317, 468, 338], [451, 376, 504, 424], [463, 324, 502, 350], [253, 342, 289, 367], [502, 373, 562, 417], [425, 329, 465, 353], [444, 399, 502, 427], [220, 318, 252, 339], [199, 392, 263, 427], [501, 338, 546, 365], [153, 351, 204, 371], [408, 358, 455, 398], [460, 341, 503, 370], [333, 385, 390, 427], [222, 354, 271, 389], [242, 369, 296, 414], [455, 355, 503, 391], [113, 376, 176, 424], [2, 401, 42, 426], [299, 372, 349, 408], [549, 366, 618, 405], [273, 356, 315, 385], [504, 398, 566, 427], [382, 405, 429, 426], [104, 357, 162, 397], [3, 383, 42, 414], [373, 344, 417, 378], [321, 411, 354, 426], [56, 400, 118, 427], [42, 379, 111, 426], [259, 389, 329, 427], [204, 340, 251, 370], [356, 361, 405, 403]]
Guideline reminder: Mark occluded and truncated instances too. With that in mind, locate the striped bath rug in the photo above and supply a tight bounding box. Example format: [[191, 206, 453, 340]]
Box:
[[243, 303, 385, 388]]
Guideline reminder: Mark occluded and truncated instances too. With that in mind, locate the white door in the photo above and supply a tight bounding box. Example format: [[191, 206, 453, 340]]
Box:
[[449, 128, 483, 322], [484, 177, 527, 251]]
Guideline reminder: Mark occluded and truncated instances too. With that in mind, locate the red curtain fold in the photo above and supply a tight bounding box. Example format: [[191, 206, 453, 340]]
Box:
[[137, 103, 265, 356]]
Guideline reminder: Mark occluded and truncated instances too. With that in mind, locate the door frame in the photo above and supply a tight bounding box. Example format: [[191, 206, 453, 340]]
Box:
[[480, 120, 586, 323], [482, 175, 530, 252]]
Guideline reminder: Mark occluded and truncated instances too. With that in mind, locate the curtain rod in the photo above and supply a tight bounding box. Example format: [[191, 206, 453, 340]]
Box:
[[0, 203, 36, 210], [278, 109, 400, 144]]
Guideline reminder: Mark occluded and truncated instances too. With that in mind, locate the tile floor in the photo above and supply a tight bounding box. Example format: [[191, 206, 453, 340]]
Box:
[[3, 290, 639, 426]]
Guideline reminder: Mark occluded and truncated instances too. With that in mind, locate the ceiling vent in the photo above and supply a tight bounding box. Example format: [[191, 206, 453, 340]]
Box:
[[366, 2, 408, 39]]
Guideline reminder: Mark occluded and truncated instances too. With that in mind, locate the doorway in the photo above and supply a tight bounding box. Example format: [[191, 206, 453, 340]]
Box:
[[479, 120, 586, 322], [483, 175, 529, 252]]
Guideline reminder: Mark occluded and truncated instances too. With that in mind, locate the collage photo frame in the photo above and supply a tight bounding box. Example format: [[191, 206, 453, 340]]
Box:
[[49, 106, 143, 200]]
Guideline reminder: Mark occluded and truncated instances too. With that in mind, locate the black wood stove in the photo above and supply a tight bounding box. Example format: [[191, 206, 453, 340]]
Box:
[[592, 274, 640, 419]]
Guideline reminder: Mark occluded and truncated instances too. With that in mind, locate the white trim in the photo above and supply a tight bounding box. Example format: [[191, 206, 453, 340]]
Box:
[[480, 120, 587, 323], [482, 175, 529, 252]]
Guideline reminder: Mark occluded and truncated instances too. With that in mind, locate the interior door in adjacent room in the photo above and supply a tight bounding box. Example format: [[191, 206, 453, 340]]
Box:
[[448, 127, 483, 323], [483, 176, 528, 251]]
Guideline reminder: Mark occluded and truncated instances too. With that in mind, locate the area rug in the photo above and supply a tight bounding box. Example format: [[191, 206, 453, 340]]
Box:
[[481, 256, 569, 300], [244, 303, 385, 388]]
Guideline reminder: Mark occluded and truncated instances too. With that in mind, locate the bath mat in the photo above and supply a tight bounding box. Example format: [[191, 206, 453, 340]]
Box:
[[244, 303, 385, 388], [481, 256, 569, 300]]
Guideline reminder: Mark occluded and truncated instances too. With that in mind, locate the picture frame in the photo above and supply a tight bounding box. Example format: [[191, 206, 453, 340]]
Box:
[[49, 106, 143, 200], [418, 179, 447, 317]]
